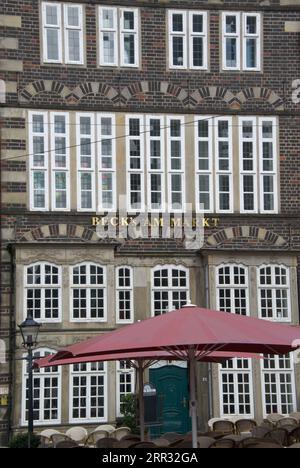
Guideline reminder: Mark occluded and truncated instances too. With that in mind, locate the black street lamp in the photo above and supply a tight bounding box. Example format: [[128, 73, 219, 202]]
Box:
[[18, 316, 41, 448]]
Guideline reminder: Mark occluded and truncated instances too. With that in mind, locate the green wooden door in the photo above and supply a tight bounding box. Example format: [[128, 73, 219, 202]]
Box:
[[149, 365, 191, 436]]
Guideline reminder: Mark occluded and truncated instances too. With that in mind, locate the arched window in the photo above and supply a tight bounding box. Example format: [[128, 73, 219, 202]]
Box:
[[71, 263, 107, 321], [116, 267, 134, 323], [25, 263, 61, 322], [258, 265, 290, 321], [151, 266, 189, 316], [216, 264, 249, 315], [22, 348, 61, 426]]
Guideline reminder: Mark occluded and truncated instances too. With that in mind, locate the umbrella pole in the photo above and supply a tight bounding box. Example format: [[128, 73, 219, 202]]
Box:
[[137, 360, 145, 442], [189, 352, 198, 449]]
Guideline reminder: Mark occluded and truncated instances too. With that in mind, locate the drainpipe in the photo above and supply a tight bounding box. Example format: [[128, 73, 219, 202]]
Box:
[[7, 244, 15, 442], [204, 264, 213, 421]]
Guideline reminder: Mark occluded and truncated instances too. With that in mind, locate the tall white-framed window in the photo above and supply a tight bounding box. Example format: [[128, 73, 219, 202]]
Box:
[[24, 263, 61, 323], [168, 10, 208, 70], [219, 358, 254, 417], [243, 13, 261, 71], [116, 266, 134, 324], [222, 12, 261, 71], [216, 265, 249, 316], [97, 114, 116, 212], [71, 263, 107, 322], [261, 354, 296, 417], [167, 117, 185, 212], [76, 113, 96, 211], [259, 117, 278, 213], [99, 7, 139, 67], [195, 117, 213, 212], [22, 348, 61, 426], [29, 111, 49, 211], [42, 2, 84, 65], [146, 116, 165, 212], [116, 361, 135, 417], [258, 265, 291, 322], [70, 362, 107, 423], [50, 112, 70, 211], [126, 115, 145, 212], [215, 117, 233, 213], [99, 7, 118, 66], [151, 266, 189, 317], [239, 117, 257, 213]]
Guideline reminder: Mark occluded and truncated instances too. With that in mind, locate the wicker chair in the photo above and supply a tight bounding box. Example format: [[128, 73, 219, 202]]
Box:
[[93, 424, 115, 434], [85, 430, 110, 447], [289, 412, 300, 423], [251, 426, 270, 439], [169, 439, 194, 448], [235, 419, 257, 435], [39, 429, 61, 447], [266, 414, 284, 425], [51, 433, 73, 447], [242, 440, 282, 449], [197, 437, 215, 448], [277, 417, 298, 428], [66, 427, 88, 445], [153, 438, 170, 447], [264, 428, 289, 447], [210, 438, 236, 449], [111, 427, 131, 440], [212, 420, 235, 436], [289, 426, 300, 444], [162, 432, 184, 442], [130, 442, 157, 448], [55, 440, 80, 449], [96, 437, 120, 449]]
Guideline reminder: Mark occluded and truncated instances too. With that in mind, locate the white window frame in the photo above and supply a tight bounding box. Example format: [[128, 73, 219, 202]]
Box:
[[69, 362, 108, 423], [76, 113, 96, 212], [97, 113, 116, 213], [195, 116, 213, 213], [22, 348, 61, 426], [151, 265, 190, 317], [24, 262, 62, 323], [167, 116, 186, 213], [70, 262, 107, 323], [146, 115, 165, 213], [120, 8, 139, 68], [219, 358, 254, 418], [42, 2, 84, 65], [261, 354, 297, 417], [168, 10, 187, 70], [243, 13, 261, 72], [42, 2, 63, 64], [257, 265, 291, 322], [126, 115, 145, 213], [222, 12, 261, 71], [116, 266, 134, 324], [29, 111, 49, 211], [189, 11, 208, 70], [50, 112, 70, 211], [99, 6, 118, 66], [216, 264, 249, 316], [239, 117, 258, 213], [116, 361, 135, 417], [258, 117, 278, 214], [222, 12, 240, 71], [63, 3, 84, 65], [215, 117, 233, 213]]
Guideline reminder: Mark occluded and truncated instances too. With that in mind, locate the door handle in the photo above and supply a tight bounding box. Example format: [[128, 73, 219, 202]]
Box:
[[182, 397, 187, 408]]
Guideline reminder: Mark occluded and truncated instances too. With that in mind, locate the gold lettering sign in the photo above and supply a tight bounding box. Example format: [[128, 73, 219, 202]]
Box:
[[92, 216, 219, 228]]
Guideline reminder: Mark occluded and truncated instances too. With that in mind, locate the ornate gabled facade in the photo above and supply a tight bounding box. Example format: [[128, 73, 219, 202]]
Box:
[[0, 0, 300, 443]]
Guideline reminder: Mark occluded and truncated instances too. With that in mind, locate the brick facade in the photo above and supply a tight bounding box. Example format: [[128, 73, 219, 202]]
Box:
[[1, 0, 300, 443]]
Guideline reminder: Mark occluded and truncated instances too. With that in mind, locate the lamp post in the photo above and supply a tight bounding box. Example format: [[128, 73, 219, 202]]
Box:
[[18, 316, 41, 448]]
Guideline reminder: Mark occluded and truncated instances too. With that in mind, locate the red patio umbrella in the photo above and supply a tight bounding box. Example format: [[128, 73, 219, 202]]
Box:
[[44, 305, 300, 448]]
